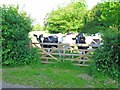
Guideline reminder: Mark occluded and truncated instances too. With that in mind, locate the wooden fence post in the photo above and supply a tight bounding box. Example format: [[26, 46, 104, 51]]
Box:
[[29, 40, 32, 48]]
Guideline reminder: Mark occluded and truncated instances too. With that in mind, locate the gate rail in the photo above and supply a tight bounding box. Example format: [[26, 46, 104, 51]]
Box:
[[31, 41, 95, 66]]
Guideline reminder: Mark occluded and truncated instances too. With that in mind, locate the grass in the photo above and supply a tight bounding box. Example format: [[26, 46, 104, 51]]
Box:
[[2, 60, 118, 88]]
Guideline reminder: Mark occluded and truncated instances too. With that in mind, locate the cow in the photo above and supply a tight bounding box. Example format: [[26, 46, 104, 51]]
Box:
[[85, 33, 102, 48], [72, 33, 89, 50], [33, 34, 58, 49], [57, 33, 77, 58]]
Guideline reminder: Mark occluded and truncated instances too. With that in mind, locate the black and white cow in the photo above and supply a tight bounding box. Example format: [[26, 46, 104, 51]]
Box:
[[33, 34, 58, 48], [72, 33, 89, 50]]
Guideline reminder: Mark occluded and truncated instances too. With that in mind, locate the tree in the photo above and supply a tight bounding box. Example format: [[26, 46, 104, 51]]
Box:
[[44, 0, 87, 33], [100, 2, 120, 30], [81, 1, 120, 34], [32, 23, 41, 31]]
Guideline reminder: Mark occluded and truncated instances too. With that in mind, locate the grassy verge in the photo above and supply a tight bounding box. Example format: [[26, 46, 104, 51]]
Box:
[[2, 61, 118, 88]]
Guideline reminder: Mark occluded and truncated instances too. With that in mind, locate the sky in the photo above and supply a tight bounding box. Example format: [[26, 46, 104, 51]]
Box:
[[0, 0, 101, 26]]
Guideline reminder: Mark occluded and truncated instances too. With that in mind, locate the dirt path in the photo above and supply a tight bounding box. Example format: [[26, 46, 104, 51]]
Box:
[[2, 81, 33, 88], [1, 69, 34, 88]]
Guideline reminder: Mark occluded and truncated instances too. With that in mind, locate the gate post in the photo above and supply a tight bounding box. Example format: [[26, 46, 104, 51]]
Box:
[[29, 40, 32, 48]]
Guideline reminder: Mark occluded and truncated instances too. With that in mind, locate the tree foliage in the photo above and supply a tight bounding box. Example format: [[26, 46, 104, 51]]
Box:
[[32, 23, 41, 31], [2, 5, 39, 66], [44, 0, 87, 33], [100, 2, 120, 29], [81, 2, 120, 34], [32, 23, 46, 31]]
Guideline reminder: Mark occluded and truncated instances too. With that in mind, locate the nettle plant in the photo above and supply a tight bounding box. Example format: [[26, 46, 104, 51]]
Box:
[[92, 29, 120, 80], [2, 5, 39, 66]]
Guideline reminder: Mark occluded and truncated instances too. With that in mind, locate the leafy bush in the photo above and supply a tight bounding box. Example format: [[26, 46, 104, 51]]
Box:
[[92, 29, 120, 80], [2, 5, 39, 66]]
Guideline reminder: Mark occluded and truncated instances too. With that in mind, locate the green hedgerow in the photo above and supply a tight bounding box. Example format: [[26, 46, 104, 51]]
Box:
[[2, 5, 40, 66], [92, 29, 120, 80]]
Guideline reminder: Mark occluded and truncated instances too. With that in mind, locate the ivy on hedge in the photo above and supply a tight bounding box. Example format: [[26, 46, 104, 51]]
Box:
[[92, 29, 120, 80]]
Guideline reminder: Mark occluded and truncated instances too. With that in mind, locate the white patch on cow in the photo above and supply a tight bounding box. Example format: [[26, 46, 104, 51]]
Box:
[[62, 34, 76, 45], [41, 37, 44, 43], [84, 36, 93, 45]]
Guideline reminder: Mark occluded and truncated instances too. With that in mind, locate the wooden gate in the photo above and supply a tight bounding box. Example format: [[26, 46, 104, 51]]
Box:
[[32, 42, 94, 66]]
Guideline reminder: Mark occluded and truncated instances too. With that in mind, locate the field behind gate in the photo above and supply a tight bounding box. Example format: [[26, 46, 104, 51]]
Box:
[[31, 41, 95, 66]]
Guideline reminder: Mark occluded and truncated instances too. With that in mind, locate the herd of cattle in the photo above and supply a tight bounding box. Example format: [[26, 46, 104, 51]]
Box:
[[29, 31, 102, 50]]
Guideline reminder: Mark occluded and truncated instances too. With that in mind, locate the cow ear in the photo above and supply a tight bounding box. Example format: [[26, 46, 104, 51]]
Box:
[[72, 38, 75, 40], [33, 34, 37, 37]]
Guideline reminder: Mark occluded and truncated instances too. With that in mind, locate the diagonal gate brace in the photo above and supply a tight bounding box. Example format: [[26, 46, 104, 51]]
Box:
[[33, 43, 57, 60]]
